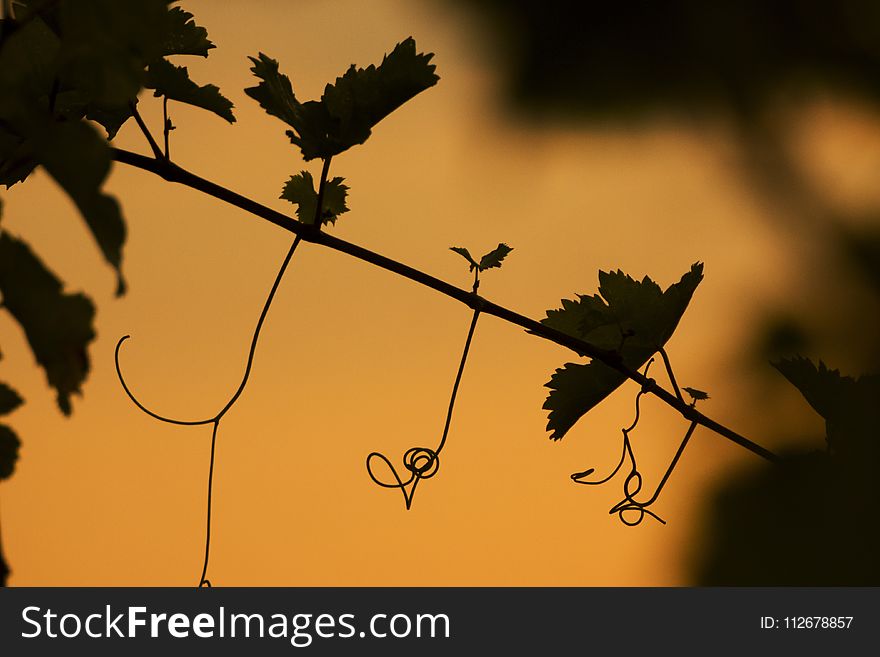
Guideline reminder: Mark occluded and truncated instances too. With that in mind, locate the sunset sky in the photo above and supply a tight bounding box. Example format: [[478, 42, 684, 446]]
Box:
[[3, 0, 879, 586]]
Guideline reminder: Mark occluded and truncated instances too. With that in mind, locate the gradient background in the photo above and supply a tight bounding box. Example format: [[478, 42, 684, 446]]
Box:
[[3, 0, 879, 585]]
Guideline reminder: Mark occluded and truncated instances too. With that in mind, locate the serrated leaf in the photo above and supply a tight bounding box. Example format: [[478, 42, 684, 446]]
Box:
[[773, 357, 852, 422], [280, 171, 349, 226], [57, 0, 169, 106], [479, 243, 512, 271], [450, 247, 478, 271], [85, 100, 133, 139], [33, 120, 127, 294], [0, 232, 96, 415], [0, 382, 24, 416], [682, 386, 709, 401], [0, 424, 20, 480], [162, 5, 214, 57], [145, 58, 235, 123], [244, 53, 335, 161], [247, 38, 438, 160], [321, 37, 439, 151], [542, 263, 704, 440]]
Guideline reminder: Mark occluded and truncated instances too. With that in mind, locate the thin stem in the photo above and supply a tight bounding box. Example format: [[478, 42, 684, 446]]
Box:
[[437, 308, 480, 455], [198, 420, 219, 587], [312, 156, 332, 228], [128, 103, 164, 160], [658, 347, 684, 403], [110, 147, 780, 464], [163, 96, 170, 160]]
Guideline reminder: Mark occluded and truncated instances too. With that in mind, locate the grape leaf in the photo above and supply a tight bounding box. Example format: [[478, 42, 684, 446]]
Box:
[[33, 120, 127, 295], [0, 382, 24, 416], [162, 5, 215, 57], [246, 37, 438, 160], [773, 358, 852, 422], [320, 37, 439, 151], [280, 171, 349, 226], [244, 53, 335, 161], [0, 424, 20, 481], [0, 231, 96, 415], [450, 247, 479, 271], [542, 263, 703, 440], [772, 357, 880, 454], [145, 58, 235, 123], [56, 0, 169, 106], [479, 243, 512, 271]]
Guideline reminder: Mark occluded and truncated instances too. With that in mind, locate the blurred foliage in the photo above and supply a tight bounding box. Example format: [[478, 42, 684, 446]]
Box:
[[456, 0, 880, 119], [696, 360, 879, 584]]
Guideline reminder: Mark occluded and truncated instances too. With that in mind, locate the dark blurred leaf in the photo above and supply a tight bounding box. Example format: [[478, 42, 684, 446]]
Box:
[[247, 38, 438, 160], [162, 5, 214, 57], [57, 0, 169, 106], [33, 120, 127, 294], [0, 232, 96, 415], [478, 243, 512, 270], [696, 449, 880, 585], [0, 424, 20, 481], [773, 357, 880, 456], [450, 247, 478, 271], [85, 100, 134, 140], [0, 382, 24, 416], [145, 58, 235, 123], [773, 357, 851, 422], [542, 263, 703, 439], [280, 171, 349, 226], [0, 15, 59, 122]]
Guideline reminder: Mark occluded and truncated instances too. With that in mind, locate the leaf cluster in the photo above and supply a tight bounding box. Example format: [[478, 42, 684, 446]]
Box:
[[245, 38, 438, 161], [541, 263, 704, 439], [450, 243, 513, 273]]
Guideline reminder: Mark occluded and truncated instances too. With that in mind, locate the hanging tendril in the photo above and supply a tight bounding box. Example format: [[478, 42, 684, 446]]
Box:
[[571, 351, 700, 526], [115, 234, 303, 586], [366, 287, 482, 509]]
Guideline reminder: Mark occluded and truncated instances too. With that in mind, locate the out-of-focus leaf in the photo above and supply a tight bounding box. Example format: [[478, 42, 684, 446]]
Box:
[[57, 0, 169, 106], [246, 38, 438, 160], [478, 243, 512, 270], [0, 382, 24, 416], [0, 424, 20, 480], [773, 357, 880, 456], [773, 358, 851, 422], [0, 128, 37, 188], [450, 247, 478, 271], [0, 232, 96, 415], [280, 171, 349, 226], [542, 263, 704, 440], [145, 58, 235, 123], [162, 5, 214, 57], [33, 120, 127, 294], [0, 16, 59, 122], [85, 100, 133, 140]]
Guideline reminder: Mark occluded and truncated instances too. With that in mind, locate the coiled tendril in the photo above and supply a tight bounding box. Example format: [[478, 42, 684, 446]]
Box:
[[366, 306, 481, 510], [115, 235, 303, 586], [571, 350, 700, 526]]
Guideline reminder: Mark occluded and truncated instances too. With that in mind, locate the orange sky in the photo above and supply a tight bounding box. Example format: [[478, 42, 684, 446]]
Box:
[[3, 0, 880, 586]]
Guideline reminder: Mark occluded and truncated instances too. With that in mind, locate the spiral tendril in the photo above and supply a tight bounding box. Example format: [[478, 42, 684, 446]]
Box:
[[571, 353, 700, 526], [366, 307, 481, 509]]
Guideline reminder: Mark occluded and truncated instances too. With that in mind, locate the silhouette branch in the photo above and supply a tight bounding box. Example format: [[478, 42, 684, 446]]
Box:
[[110, 146, 779, 465]]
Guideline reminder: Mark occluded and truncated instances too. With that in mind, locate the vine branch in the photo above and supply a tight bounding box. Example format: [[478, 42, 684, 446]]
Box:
[[109, 147, 779, 464]]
